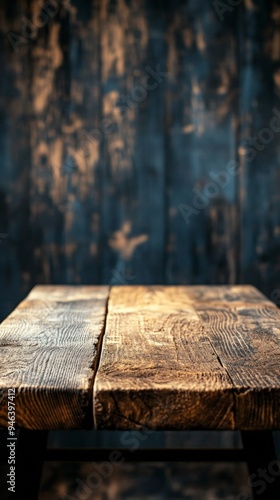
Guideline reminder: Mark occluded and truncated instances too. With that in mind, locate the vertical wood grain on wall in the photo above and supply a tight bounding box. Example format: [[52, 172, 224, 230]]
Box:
[[165, 0, 238, 285], [0, 0, 280, 321], [238, 0, 280, 295], [0, 1, 32, 318], [99, 0, 166, 284]]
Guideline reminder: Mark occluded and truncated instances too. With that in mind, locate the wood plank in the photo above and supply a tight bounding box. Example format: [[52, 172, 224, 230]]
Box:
[[194, 287, 280, 429], [28, 0, 103, 285], [94, 285, 280, 430], [99, 0, 166, 284], [94, 286, 235, 430], [0, 285, 109, 429], [0, 0, 32, 320], [165, 0, 239, 284], [238, 1, 280, 293]]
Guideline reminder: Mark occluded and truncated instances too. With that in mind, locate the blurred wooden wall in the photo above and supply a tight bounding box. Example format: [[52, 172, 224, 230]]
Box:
[[0, 0, 280, 319]]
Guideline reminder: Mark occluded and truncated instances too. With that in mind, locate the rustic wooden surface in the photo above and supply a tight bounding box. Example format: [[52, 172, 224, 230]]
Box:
[[0, 1, 280, 323], [1, 284, 280, 431], [0, 285, 109, 429], [94, 285, 280, 430]]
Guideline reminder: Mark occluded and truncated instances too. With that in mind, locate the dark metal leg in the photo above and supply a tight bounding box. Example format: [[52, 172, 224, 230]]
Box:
[[241, 431, 280, 500], [11, 430, 48, 500]]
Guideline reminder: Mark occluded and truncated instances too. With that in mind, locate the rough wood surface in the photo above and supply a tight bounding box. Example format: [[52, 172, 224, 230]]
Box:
[[94, 285, 280, 430], [0, 285, 109, 429]]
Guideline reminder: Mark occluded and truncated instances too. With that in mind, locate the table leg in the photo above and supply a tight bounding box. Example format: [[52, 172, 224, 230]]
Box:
[[11, 430, 48, 500], [241, 431, 280, 500]]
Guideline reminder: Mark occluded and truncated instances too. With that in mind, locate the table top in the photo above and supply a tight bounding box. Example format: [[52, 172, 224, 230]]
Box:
[[0, 285, 280, 430]]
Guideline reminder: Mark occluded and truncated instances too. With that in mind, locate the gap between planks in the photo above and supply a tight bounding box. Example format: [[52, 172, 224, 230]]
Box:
[[92, 286, 111, 428]]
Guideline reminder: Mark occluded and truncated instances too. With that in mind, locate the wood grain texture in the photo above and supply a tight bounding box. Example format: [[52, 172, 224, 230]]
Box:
[[165, 0, 238, 285], [28, 0, 103, 286], [0, 0, 33, 320], [0, 285, 109, 429], [99, 0, 166, 284], [94, 285, 280, 430], [238, 1, 280, 294]]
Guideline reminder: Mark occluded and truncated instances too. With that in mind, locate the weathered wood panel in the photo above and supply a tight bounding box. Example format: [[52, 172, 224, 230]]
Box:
[[99, 0, 166, 284], [194, 285, 280, 429], [0, 285, 109, 429], [28, 0, 103, 286], [165, 0, 238, 284], [0, 1, 33, 319], [238, 1, 280, 296], [0, 0, 280, 318], [94, 285, 280, 430]]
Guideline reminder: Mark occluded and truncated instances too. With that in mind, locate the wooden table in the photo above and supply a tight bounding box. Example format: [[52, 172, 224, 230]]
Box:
[[0, 285, 280, 499]]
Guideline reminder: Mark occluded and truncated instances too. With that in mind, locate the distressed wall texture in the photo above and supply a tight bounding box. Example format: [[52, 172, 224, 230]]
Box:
[[0, 0, 280, 319]]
